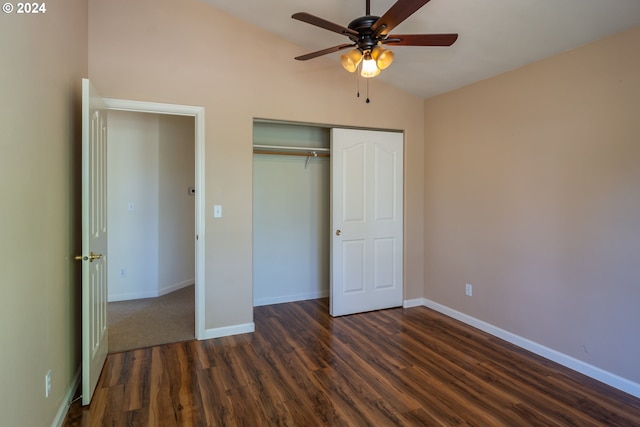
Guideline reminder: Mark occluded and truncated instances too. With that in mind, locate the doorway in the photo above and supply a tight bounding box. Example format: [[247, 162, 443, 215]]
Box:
[[106, 110, 195, 352], [103, 98, 206, 342]]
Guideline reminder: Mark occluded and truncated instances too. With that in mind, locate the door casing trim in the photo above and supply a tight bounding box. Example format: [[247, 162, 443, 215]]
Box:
[[104, 97, 206, 340]]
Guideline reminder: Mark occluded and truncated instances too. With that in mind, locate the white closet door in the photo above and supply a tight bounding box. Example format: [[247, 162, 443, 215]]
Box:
[[330, 128, 403, 316]]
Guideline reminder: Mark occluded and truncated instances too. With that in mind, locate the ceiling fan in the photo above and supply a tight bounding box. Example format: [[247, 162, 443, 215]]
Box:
[[292, 0, 458, 78]]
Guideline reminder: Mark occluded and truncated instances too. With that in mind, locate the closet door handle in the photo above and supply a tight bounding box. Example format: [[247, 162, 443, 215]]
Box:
[[336, 229, 341, 236]]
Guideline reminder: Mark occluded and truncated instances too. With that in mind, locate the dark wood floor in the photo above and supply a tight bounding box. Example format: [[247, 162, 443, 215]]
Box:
[[64, 298, 640, 426]]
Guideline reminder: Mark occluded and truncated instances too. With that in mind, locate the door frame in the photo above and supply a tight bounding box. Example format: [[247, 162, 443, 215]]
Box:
[[104, 98, 206, 339]]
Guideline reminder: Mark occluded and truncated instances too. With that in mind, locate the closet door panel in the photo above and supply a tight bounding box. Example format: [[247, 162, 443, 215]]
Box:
[[331, 128, 403, 317]]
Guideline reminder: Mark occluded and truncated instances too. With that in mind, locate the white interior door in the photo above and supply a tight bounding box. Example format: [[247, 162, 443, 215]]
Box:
[[331, 128, 403, 316], [80, 78, 109, 405]]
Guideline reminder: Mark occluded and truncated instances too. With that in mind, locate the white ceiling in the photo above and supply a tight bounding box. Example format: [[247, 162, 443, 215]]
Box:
[[201, 0, 640, 99]]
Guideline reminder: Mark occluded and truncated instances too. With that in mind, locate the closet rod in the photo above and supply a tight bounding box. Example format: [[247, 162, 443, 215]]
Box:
[[253, 144, 330, 153], [253, 149, 330, 158]]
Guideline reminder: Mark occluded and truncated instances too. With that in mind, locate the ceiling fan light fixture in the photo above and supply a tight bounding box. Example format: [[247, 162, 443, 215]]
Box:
[[292, 0, 459, 95], [360, 52, 380, 78], [371, 45, 394, 70], [340, 49, 363, 73]]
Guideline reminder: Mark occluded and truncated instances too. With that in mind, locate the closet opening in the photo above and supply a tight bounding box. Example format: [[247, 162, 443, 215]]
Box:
[[252, 119, 404, 316], [252, 120, 331, 307]]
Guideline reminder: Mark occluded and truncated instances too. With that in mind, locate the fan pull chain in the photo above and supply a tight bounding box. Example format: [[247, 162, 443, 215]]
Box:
[[356, 63, 361, 98], [354, 61, 371, 103], [366, 79, 370, 103]]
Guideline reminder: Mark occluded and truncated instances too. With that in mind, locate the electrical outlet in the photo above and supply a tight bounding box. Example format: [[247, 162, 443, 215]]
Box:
[[45, 370, 51, 398], [465, 283, 473, 297], [119, 268, 127, 278]]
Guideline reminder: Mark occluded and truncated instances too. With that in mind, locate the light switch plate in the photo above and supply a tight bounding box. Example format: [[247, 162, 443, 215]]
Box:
[[214, 205, 222, 218]]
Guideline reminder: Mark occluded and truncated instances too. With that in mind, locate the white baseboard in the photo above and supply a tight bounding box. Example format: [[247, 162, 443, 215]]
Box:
[[253, 289, 329, 307], [51, 367, 80, 427], [405, 297, 640, 399], [158, 280, 194, 297], [108, 280, 194, 302], [403, 298, 425, 309], [200, 322, 255, 340], [109, 289, 158, 302]]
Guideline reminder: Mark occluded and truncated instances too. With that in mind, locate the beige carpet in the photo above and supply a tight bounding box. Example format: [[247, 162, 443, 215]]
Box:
[[108, 285, 195, 353]]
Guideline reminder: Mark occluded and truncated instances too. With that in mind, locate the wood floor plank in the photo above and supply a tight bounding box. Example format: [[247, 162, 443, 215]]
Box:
[[282, 397, 329, 427], [196, 366, 232, 426], [63, 299, 640, 426], [148, 346, 179, 427], [124, 348, 151, 412]]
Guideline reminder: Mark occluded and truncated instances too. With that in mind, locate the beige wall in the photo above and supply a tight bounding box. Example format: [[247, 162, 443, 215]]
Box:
[[158, 115, 196, 293], [0, 1, 88, 425], [88, 0, 425, 331], [424, 26, 640, 383]]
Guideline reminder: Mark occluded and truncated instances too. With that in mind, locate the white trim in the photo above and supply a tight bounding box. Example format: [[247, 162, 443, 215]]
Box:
[[414, 297, 640, 399], [200, 322, 255, 340], [103, 98, 201, 117], [103, 98, 206, 341], [108, 290, 159, 302], [51, 368, 81, 427], [254, 290, 329, 307], [403, 298, 425, 309], [158, 280, 194, 297], [194, 110, 206, 340], [108, 280, 194, 302]]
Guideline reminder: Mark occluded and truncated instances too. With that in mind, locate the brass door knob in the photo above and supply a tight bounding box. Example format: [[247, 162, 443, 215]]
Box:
[[74, 251, 103, 262], [336, 229, 341, 236]]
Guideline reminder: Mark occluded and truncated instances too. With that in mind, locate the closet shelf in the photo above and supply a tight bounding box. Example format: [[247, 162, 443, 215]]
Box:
[[253, 149, 330, 158], [253, 144, 330, 169], [252, 144, 330, 158], [253, 144, 329, 152]]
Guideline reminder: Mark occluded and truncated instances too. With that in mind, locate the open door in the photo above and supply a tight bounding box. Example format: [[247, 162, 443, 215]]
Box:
[[330, 128, 403, 316], [77, 78, 109, 405]]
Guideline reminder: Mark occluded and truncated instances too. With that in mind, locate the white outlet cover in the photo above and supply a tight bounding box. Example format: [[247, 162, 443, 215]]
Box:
[[45, 370, 51, 397]]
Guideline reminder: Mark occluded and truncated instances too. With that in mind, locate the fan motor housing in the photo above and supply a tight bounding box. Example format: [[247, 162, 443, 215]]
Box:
[[347, 15, 381, 52]]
